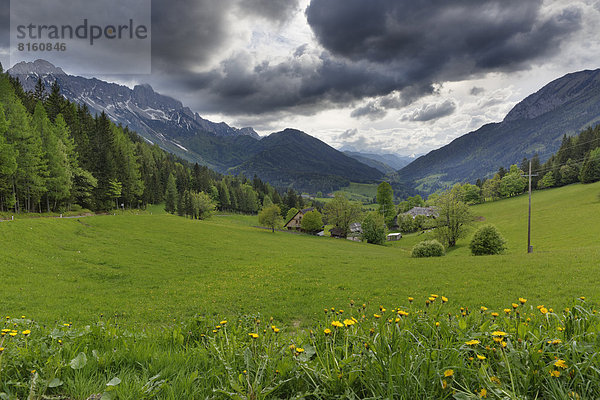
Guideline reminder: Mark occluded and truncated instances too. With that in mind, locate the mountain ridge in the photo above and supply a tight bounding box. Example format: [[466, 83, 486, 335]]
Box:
[[398, 68, 600, 194], [7, 60, 382, 192]]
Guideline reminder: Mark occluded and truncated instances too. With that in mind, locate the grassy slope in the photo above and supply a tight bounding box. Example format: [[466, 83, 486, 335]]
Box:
[[0, 182, 599, 327]]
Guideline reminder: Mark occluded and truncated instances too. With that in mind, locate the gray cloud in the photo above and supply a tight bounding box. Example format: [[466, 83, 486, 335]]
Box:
[[166, 0, 583, 116], [237, 0, 300, 21], [151, 0, 299, 73], [402, 100, 456, 122], [350, 102, 387, 120], [470, 87, 485, 96], [338, 128, 358, 139]]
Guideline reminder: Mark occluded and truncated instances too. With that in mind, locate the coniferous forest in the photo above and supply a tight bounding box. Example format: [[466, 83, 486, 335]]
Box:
[[0, 64, 302, 216]]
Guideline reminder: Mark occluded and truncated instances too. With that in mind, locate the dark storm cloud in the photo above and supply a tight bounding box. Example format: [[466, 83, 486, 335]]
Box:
[[151, 0, 299, 73], [306, 0, 581, 72], [402, 100, 456, 122], [237, 0, 300, 21], [0, 0, 9, 67], [176, 50, 406, 115], [165, 0, 582, 116]]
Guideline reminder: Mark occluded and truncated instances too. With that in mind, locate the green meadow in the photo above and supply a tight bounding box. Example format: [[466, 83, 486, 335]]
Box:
[[1, 181, 599, 328]]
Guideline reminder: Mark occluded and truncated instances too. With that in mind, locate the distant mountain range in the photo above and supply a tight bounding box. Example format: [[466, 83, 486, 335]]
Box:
[[398, 68, 600, 194], [8, 60, 382, 192], [342, 151, 414, 174]]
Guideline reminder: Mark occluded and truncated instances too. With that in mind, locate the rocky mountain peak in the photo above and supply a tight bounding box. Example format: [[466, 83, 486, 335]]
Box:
[[8, 59, 66, 76]]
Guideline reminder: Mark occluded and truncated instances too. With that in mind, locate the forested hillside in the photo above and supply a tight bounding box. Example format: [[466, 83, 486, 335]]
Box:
[[0, 64, 291, 215]]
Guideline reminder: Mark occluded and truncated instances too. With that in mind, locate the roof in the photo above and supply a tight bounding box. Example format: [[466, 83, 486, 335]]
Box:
[[349, 222, 362, 233], [387, 233, 402, 237], [403, 207, 439, 218]]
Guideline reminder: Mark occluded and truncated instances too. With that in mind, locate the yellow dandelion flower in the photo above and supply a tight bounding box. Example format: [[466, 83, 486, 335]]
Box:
[[22, 330, 31, 336], [550, 370, 561, 377], [431, 294, 439, 299], [429, 297, 436, 302], [540, 307, 548, 315], [491, 312, 499, 318], [441, 296, 448, 303], [331, 320, 344, 328], [273, 328, 280, 333], [296, 347, 304, 353], [324, 328, 332, 335], [490, 376, 501, 384], [552, 339, 562, 345], [480, 306, 488, 312], [579, 296, 586, 301], [480, 388, 487, 398], [501, 341, 507, 348], [408, 297, 414, 303], [397, 310, 409, 317], [248, 333, 259, 339], [444, 369, 454, 378], [492, 331, 507, 337], [220, 320, 227, 325], [343, 319, 356, 327], [504, 308, 511, 314], [441, 380, 448, 389], [435, 322, 440, 327], [0, 347, 4, 352], [465, 339, 480, 346], [519, 298, 527, 304], [477, 354, 486, 360], [9, 332, 17, 337], [512, 303, 518, 309], [373, 314, 381, 319], [554, 359, 568, 369]]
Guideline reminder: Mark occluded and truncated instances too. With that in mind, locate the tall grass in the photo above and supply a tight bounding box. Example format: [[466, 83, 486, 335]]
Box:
[[1, 295, 599, 399]]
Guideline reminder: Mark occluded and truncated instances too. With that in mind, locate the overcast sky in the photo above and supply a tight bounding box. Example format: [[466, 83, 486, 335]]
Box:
[[2, 0, 599, 156]]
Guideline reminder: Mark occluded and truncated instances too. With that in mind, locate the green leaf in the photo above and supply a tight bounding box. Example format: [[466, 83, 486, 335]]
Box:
[[70, 352, 87, 370], [458, 318, 467, 330], [48, 378, 63, 388], [106, 377, 121, 386]]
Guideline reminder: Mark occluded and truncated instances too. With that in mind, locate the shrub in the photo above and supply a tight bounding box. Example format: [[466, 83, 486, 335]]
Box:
[[470, 224, 506, 255], [361, 211, 387, 245], [411, 240, 445, 258], [301, 210, 323, 233]]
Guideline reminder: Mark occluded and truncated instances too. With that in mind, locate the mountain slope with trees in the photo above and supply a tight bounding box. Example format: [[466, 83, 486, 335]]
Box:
[[398, 69, 600, 194], [8, 60, 382, 193], [0, 63, 289, 215]]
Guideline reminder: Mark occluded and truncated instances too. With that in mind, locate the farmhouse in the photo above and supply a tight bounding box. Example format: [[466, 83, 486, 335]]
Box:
[[284, 207, 314, 230], [404, 207, 439, 219]]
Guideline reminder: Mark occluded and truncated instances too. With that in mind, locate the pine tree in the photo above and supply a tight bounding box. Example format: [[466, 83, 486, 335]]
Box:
[[0, 76, 47, 212], [164, 173, 178, 214], [33, 102, 71, 211], [0, 104, 17, 211], [45, 81, 65, 121]]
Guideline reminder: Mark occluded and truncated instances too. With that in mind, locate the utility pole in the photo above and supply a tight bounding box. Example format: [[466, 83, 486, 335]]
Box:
[[523, 161, 538, 253]]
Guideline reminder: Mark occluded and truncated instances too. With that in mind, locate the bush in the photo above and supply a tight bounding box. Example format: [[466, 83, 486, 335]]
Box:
[[469, 224, 506, 255], [361, 211, 387, 245], [301, 210, 323, 233], [411, 240, 445, 258]]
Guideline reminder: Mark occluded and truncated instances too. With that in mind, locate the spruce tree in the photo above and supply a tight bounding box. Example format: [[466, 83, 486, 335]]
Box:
[[164, 173, 178, 214]]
